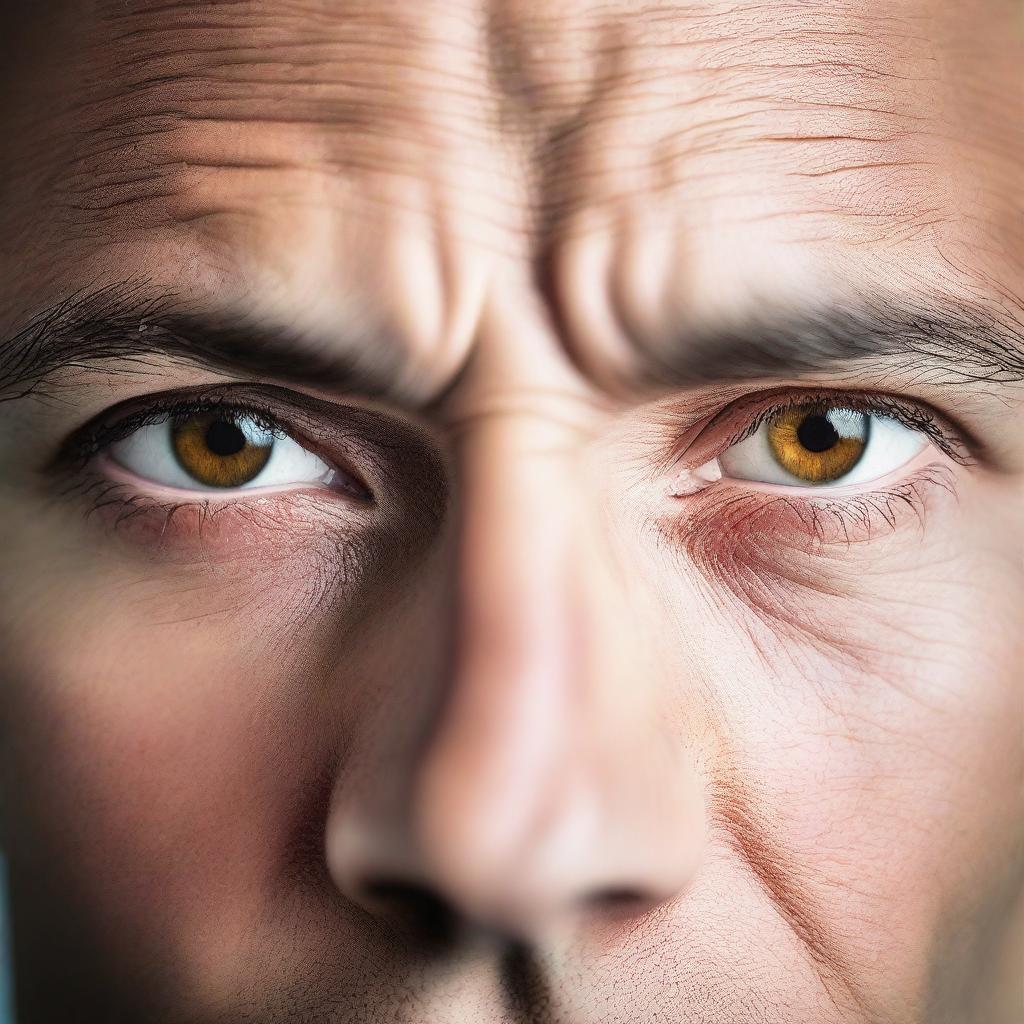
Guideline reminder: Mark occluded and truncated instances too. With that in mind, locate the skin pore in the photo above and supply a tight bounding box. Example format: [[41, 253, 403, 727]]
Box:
[[0, 1, 1022, 1022]]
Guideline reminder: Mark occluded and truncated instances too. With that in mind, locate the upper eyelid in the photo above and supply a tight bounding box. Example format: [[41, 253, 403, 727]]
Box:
[[671, 387, 977, 471], [56, 388, 312, 470], [57, 382, 979, 483], [102, 402, 284, 449], [56, 386, 414, 506], [727, 394, 938, 448]]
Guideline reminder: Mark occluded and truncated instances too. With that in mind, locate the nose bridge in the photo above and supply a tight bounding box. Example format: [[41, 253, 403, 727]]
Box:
[[411, 408, 677, 930], [426, 414, 603, 842], [325, 393, 705, 941]]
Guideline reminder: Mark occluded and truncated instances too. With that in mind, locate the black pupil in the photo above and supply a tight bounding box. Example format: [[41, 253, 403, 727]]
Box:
[[204, 419, 247, 457], [797, 414, 840, 453]]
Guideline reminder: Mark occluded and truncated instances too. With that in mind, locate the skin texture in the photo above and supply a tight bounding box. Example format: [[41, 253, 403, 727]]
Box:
[[0, 1, 1022, 1022]]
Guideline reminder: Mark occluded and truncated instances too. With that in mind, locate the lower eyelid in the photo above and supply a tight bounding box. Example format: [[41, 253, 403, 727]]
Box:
[[64, 458, 375, 561], [665, 461, 959, 562], [95, 454, 372, 505], [97, 455, 336, 501], [716, 446, 941, 498]]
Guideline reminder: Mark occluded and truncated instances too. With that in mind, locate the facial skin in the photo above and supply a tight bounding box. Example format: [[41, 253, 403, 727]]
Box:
[[0, 1, 1022, 1022]]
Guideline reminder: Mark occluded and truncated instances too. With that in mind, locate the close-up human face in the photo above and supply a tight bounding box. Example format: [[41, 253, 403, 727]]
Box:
[[0, 2, 1022, 1022]]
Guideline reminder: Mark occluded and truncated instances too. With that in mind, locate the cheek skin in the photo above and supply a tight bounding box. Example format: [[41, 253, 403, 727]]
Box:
[[665, 465, 961, 637], [0, 467, 450, 1015], [652, 463, 1023, 1018], [0, 560, 398, 1015]]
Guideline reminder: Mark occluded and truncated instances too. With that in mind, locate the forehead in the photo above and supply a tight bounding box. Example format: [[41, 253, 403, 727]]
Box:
[[2, 0, 1022, 359]]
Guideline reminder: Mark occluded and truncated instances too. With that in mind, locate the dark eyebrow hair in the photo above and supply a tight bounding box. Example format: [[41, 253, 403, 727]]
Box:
[[635, 300, 1024, 391], [0, 280, 414, 405], [3, 281, 1024, 407]]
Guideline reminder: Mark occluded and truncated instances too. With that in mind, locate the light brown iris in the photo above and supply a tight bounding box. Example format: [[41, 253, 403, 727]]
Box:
[[171, 414, 273, 488], [767, 407, 868, 483]]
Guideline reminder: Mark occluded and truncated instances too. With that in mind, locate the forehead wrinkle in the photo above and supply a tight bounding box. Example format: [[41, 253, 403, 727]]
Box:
[[4, 0, 1022, 360], [31, 1, 531, 240], [540, 27, 937, 214], [524, 2, 980, 239], [26, 0, 946, 235]]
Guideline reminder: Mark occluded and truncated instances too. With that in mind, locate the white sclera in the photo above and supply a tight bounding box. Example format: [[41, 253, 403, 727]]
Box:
[[718, 412, 928, 487], [109, 416, 333, 491]]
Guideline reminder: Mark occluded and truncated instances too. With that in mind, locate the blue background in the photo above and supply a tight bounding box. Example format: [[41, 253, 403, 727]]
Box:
[[0, 855, 14, 1024]]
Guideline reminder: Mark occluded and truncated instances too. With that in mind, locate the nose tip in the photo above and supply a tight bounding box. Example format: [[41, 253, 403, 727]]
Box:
[[327, 766, 701, 944], [414, 785, 676, 940]]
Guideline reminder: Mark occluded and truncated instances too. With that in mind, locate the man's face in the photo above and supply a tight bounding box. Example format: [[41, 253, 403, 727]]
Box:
[[0, 1, 1022, 1021]]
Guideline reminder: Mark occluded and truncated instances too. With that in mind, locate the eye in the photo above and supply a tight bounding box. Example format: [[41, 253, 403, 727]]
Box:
[[718, 404, 928, 487], [108, 410, 335, 492]]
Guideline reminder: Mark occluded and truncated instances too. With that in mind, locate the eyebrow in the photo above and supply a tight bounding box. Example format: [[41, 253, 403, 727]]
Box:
[[639, 301, 1024, 391], [2, 281, 1023, 407], [0, 280, 413, 405]]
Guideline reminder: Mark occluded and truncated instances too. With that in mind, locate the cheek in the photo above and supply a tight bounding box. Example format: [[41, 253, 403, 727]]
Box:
[[666, 466, 969, 654], [725, 676, 1024, 1012], [3, 623, 306, 931], [0, 457, 443, 969], [0, 561, 373, 1005], [0, 525, 452, 1014], [656, 468, 1023, 1007]]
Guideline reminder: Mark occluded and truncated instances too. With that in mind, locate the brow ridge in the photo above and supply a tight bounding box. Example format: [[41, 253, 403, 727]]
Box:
[[0, 279, 412, 404], [634, 300, 1024, 391], [3, 283, 1024, 409]]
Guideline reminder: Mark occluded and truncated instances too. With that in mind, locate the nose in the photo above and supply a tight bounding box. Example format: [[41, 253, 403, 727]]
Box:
[[325, 408, 705, 943]]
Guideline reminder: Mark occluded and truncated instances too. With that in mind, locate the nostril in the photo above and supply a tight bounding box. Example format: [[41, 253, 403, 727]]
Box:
[[363, 879, 447, 916], [587, 887, 660, 916], [359, 879, 458, 945]]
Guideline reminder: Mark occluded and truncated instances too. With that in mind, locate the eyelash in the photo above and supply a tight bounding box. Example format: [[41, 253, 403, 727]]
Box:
[[66, 394, 290, 468], [696, 389, 973, 466], [59, 386, 967, 553], [75, 387, 970, 465], [674, 389, 970, 546]]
